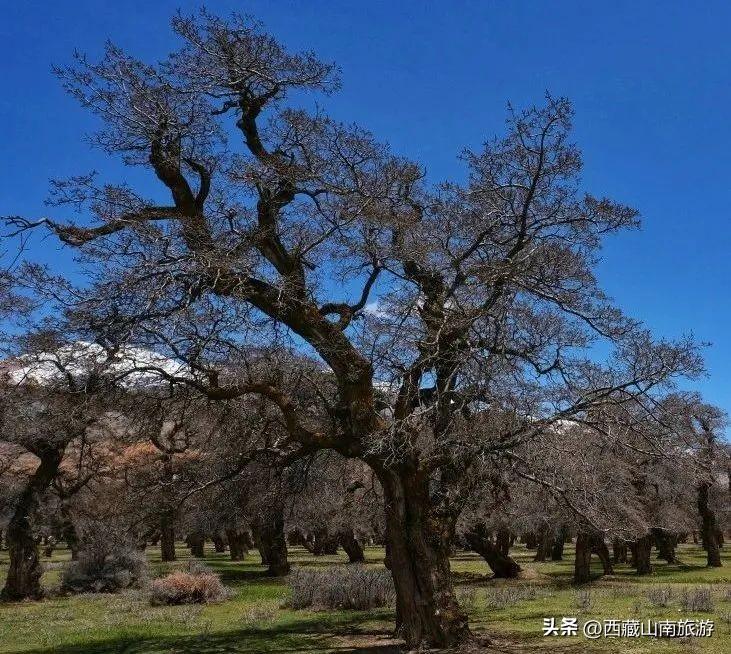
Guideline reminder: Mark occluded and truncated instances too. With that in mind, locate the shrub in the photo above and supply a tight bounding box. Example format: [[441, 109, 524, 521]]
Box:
[[62, 548, 148, 594], [575, 589, 594, 612], [646, 586, 673, 608], [680, 586, 714, 612], [285, 565, 394, 610], [485, 585, 537, 608], [150, 572, 228, 605], [456, 586, 477, 612]]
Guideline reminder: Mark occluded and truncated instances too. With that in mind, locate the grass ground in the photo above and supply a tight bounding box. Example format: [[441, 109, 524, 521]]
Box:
[[0, 542, 729, 653]]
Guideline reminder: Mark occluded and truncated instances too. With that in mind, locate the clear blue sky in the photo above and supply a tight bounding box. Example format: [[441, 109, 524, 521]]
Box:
[[2, 1, 730, 416]]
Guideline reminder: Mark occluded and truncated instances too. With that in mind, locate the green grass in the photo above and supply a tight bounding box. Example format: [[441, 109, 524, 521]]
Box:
[[0, 542, 729, 653]]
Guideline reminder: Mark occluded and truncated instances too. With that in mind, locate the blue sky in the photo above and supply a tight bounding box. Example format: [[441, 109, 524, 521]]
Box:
[[2, 1, 730, 416]]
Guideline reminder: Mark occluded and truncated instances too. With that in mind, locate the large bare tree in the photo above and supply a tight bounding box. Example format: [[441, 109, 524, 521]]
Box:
[[3, 11, 704, 646]]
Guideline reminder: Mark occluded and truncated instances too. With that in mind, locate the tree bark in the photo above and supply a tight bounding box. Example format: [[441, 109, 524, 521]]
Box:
[[533, 522, 554, 562], [60, 504, 78, 561], [496, 527, 511, 556], [378, 467, 471, 649], [652, 528, 679, 564], [339, 528, 365, 563], [225, 528, 249, 561], [697, 482, 722, 567], [159, 511, 176, 562], [591, 536, 613, 575], [573, 532, 592, 584], [188, 530, 205, 558], [312, 527, 339, 555], [252, 506, 290, 576], [524, 531, 537, 549], [1, 443, 65, 601], [212, 533, 226, 553], [612, 539, 628, 564], [465, 523, 521, 579], [551, 525, 567, 561], [631, 534, 653, 575]]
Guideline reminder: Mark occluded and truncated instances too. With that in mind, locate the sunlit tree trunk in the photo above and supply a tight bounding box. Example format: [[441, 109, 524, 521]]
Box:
[[465, 523, 521, 579], [1, 443, 65, 601], [253, 505, 290, 576], [339, 528, 365, 563], [378, 467, 471, 649]]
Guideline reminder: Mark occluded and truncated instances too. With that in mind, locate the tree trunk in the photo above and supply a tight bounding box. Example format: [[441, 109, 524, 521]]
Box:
[[465, 523, 521, 579], [495, 527, 511, 556], [534, 523, 554, 562], [312, 527, 339, 555], [612, 539, 628, 564], [524, 531, 537, 549], [60, 504, 79, 561], [631, 534, 653, 575], [188, 530, 205, 558], [1, 443, 65, 601], [551, 525, 568, 561], [574, 532, 592, 584], [225, 529, 248, 561], [652, 528, 679, 564], [378, 467, 471, 649], [212, 533, 226, 553], [252, 507, 290, 576], [339, 528, 365, 563], [591, 536, 613, 575], [159, 512, 176, 562], [697, 482, 722, 567]]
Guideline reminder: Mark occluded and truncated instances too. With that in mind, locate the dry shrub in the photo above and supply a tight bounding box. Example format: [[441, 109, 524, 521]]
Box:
[[680, 586, 714, 612], [149, 571, 228, 605], [646, 585, 674, 607], [61, 548, 147, 594], [485, 585, 537, 608], [285, 565, 394, 610]]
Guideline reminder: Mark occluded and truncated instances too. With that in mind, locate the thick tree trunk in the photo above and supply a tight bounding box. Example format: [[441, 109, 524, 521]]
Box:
[[524, 531, 537, 549], [225, 529, 249, 561], [159, 512, 176, 562], [631, 534, 653, 575], [652, 528, 679, 564], [697, 483, 722, 567], [551, 525, 567, 561], [188, 530, 205, 558], [312, 527, 339, 555], [591, 536, 613, 575], [378, 468, 471, 649], [339, 528, 365, 563], [465, 523, 521, 579], [212, 533, 226, 553], [495, 527, 511, 556], [574, 532, 592, 584], [612, 539, 628, 564], [252, 507, 290, 576], [1, 443, 64, 602]]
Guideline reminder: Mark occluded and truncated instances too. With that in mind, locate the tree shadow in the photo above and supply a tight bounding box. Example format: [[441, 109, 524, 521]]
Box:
[[19, 614, 401, 654]]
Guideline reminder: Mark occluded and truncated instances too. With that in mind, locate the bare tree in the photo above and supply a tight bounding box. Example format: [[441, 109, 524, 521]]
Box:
[[2, 11, 705, 646]]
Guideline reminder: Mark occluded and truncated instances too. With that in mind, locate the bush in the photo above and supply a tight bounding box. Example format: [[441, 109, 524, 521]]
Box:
[[150, 571, 228, 605], [285, 565, 394, 610], [485, 585, 537, 608], [646, 586, 674, 608], [680, 586, 714, 612], [62, 548, 148, 594], [575, 589, 594, 612]]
